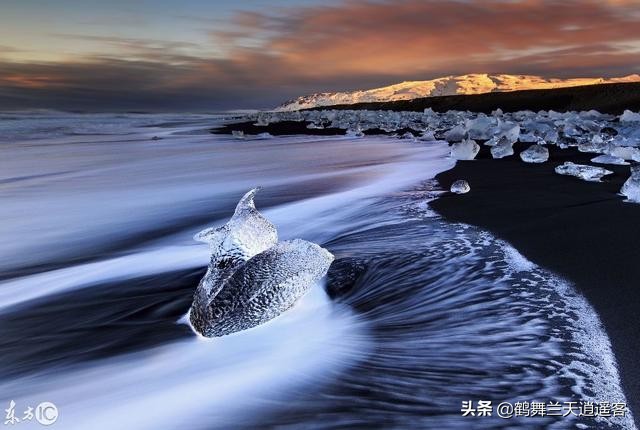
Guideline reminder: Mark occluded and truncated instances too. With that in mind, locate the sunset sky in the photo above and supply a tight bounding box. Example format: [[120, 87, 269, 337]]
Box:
[[1, 0, 640, 111]]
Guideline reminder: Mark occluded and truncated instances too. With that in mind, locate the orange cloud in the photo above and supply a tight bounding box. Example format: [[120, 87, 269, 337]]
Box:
[[1, 0, 640, 110], [214, 0, 640, 79]]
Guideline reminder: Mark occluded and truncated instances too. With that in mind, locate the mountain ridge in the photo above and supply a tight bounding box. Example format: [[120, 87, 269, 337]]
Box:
[[276, 73, 640, 111]]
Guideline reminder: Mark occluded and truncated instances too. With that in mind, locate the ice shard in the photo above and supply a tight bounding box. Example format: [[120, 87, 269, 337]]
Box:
[[450, 138, 480, 160], [621, 164, 640, 203], [450, 180, 470, 194], [554, 162, 613, 182], [520, 144, 549, 163], [190, 188, 334, 337]]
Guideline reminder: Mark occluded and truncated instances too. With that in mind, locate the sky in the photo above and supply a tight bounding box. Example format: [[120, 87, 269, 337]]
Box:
[[1, 0, 640, 111]]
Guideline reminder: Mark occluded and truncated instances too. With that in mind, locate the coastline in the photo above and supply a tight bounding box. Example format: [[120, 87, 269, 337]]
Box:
[[430, 143, 640, 425], [213, 111, 640, 424]]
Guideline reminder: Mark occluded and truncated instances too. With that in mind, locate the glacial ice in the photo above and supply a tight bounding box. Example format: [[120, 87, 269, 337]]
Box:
[[256, 132, 274, 139], [520, 144, 549, 163], [401, 131, 416, 140], [450, 138, 480, 160], [621, 164, 640, 203], [231, 130, 245, 139], [235, 108, 640, 203], [490, 137, 514, 159], [620, 110, 640, 122], [554, 162, 613, 182], [591, 155, 629, 166], [190, 188, 334, 337], [444, 125, 466, 142], [450, 180, 470, 194], [419, 130, 436, 141], [607, 145, 640, 162], [346, 127, 364, 138], [466, 114, 493, 140]]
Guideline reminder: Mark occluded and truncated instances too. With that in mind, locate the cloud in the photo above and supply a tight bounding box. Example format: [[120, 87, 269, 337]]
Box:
[[1, 0, 640, 110]]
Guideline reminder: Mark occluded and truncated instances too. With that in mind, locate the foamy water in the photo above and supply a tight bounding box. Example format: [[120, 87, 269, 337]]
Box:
[[0, 113, 633, 429]]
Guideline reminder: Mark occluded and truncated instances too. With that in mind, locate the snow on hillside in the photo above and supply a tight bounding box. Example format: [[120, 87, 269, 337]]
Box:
[[276, 73, 640, 111]]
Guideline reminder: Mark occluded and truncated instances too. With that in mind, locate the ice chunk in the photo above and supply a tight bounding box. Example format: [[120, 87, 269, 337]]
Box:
[[544, 129, 559, 144], [190, 188, 334, 337], [401, 131, 416, 140], [346, 127, 364, 138], [591, 155, 629, 166], [450, 180, 470, 194], [608, 145, 640, 162], [444, 125, 466, 142], [621, 164, 640, 202], [520, 144, 549, 163], [554, 162, 613, 182], [450, 138, 480, 160], [500, 122, 520, 144], [255, 132, 273, 139], [419, 130, 436, 141], [620, 110, 640, 122], [465, 114, 493, 140], [578, 135, 609, 154], [518, 132, 539, 143], [231, 130, 245, 139], [490, 137, 514, 159]]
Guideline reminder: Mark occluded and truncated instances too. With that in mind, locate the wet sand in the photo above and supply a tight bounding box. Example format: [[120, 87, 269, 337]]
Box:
[[430, 143, 640, 425]]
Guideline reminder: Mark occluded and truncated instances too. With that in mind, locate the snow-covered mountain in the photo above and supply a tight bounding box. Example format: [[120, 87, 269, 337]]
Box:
[[276, 73, 640, 111]]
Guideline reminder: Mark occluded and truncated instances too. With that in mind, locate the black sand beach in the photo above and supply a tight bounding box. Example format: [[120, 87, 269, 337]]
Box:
[[430, 144, 640, 424], [213, 89, 640, 423]]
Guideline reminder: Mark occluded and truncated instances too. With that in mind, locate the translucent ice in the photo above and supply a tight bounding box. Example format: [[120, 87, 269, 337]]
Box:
[[346, 127, 364, 138], [578, 135, 609, 154], [419, 130, 436, 141], [401, 131, 416, 140], [231, 130, 245, 139], [607, 145, 640, 162], [190, 188, 334, 337], [490, 137, 514, 159], [621, 164, 640, 203], [520, 144, 549, 163], [450, 179, 470, 194], [620, 110, 640, 122], [444, 125, 466, 142], [256, 132, 273, 139], [554, 162, 613, 182], [465, 114, 493, 140], [591, 155, 629, 166], [450, 138, 480, 160]]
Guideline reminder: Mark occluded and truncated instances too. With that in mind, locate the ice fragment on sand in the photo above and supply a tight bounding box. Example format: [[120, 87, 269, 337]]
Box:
[[190, 188, 334, 337], [450, 180, 470, 194], [607, 145, 640, 162], [520, 144, 549, 163], [465, 114, 493, 140], [346, 127, 364, 138], [450, 138, 480, 160], [256, 132, 273, 139], [620, 110, 640, 122], [621, 164, 640, 203], [444, 125, 466, 142], [419, 130, 436, 141], [554, 162, 613, 182], [591, 155, 629, 166], [232, 130, 245, 139], [490, 137, 514, 159]]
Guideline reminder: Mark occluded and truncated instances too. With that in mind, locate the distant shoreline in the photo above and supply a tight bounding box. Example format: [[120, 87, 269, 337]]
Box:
[[312, 82, 640, 115]]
